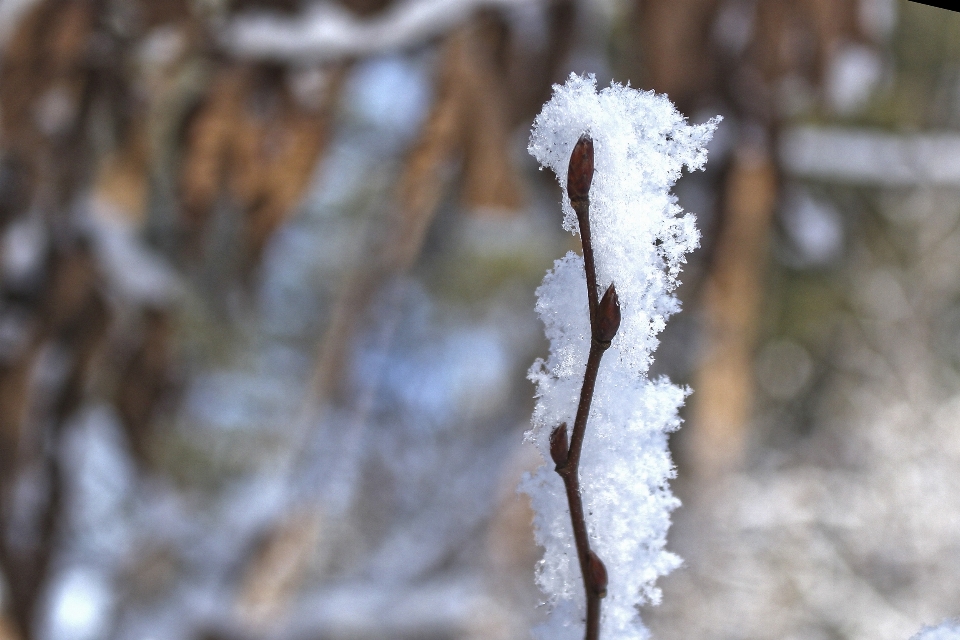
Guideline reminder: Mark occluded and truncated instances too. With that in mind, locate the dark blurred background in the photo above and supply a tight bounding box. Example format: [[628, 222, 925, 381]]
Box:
[[0, 0, 959, 639]]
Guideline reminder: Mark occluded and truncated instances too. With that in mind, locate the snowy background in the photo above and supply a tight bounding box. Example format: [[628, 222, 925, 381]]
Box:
[[2, 1, 960, 639]]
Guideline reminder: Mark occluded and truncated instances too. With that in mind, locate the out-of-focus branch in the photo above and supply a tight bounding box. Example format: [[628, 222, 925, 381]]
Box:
[[306, 24, 520, 409], [236, 509, 324, 628], [236, 25, 525, 627], [688, 145, 777, 479], [222, 0, 543, 62], [0, 244, 110, 640]]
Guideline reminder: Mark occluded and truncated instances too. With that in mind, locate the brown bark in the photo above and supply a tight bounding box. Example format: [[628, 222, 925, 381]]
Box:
[[236, 509, 324, 628]]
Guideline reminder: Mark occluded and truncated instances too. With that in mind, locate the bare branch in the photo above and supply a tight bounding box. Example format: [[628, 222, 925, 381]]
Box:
[[553, 134, 620, 640]]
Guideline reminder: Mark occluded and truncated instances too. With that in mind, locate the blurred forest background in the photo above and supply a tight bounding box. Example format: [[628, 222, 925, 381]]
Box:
[[1, 0, 960, 639]]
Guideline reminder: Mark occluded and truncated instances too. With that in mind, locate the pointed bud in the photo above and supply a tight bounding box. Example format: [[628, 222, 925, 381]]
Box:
[[594, 283, 620, 345], [587, 550, 608, 598], [550, 423, 569, 466], [567, 134, 594, 209]]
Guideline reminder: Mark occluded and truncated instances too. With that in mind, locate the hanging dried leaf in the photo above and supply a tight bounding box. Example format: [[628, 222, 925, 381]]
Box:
[[180, 67, 246, 243], [384, 34, 466, 270], [310, 20, 532, 411], [0, 346, 37, 480], [180, 63, 345, 271], [93, 126, 150, 224]]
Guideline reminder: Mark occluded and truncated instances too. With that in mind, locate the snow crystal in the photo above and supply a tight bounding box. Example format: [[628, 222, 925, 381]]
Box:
[[520, 73, 719, 639]]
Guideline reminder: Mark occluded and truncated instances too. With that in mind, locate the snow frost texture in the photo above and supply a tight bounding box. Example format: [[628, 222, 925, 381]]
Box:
[[913, 621, 960, 640], [521, 74, 718, 639]]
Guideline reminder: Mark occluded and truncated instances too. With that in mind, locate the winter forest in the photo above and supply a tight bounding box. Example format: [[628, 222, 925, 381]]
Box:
[[2, 0, 960, 639]]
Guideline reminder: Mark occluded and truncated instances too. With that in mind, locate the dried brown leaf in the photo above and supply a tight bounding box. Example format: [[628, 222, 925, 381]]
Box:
[[95, 126, 150, 224], [180, 64, 344, 270]]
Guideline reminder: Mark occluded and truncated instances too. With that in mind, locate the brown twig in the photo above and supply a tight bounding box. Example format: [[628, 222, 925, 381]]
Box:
[[551, 134, 620, 640], [567, 135, 599, 323]]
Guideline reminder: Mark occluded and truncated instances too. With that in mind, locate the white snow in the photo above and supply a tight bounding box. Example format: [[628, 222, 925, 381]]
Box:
[[223, 0, 538, 63], [825, 43, 884, 115]]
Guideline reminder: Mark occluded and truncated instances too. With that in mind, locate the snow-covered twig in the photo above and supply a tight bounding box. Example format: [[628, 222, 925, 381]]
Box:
[[222, 0, 538, 63], [549, 134, 620, 640], [522, 74, 718, 640]]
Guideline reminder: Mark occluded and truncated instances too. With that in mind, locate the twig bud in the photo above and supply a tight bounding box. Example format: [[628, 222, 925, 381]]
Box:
[[594, 283, 620, 345], [567, 134, 594, 209], [550, 423, 569, 466], [587, 550, 608, 598]]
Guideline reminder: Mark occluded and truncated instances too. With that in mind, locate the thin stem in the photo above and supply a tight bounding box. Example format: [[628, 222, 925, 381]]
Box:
[[568, 133, 598, 322], [556, 428, 601, 637], [553, 133, 616, 640], [578, 204, 599, 324], [586, 595, 601, 640], [563, 339, 605, 473], [559, 456, 590, 599], [556, 337, 608, 640]]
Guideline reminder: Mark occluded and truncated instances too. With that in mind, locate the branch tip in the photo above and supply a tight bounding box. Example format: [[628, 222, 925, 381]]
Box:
[[568, 134, 594, 209]]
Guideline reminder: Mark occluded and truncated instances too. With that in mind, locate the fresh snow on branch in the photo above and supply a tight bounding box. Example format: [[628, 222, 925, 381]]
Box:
[[222, 0, 537, 62], [521, 73, 718, 639]]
